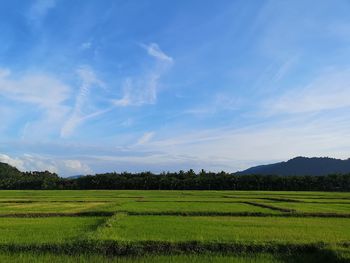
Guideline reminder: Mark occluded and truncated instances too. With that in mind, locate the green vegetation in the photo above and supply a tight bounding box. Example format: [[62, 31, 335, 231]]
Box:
[[0, 202, 110, 214], [0, 217, 104, 244], [0, 253, 293, 263], [258, 202, 350, 214], [95, 215, 350, 244], [114, 201, 281, 214], [1, 161, 350, 191], [0, 190, 348, 262]]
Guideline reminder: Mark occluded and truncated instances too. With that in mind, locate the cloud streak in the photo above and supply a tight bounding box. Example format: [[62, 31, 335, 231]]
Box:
[[142, 43, 174, 62], [61, 66, 106, 138], [136, 132, 155, 145], [28, 0, 56, 24], [268, 68, 350, 114], [113, 43, 173, 107]]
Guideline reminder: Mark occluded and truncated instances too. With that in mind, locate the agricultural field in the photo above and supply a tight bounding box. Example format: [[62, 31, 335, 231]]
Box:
[[0, 191, 349, 262]]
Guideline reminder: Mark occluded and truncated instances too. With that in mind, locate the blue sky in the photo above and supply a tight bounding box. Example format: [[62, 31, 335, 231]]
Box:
[[1, 0, 350, 176]]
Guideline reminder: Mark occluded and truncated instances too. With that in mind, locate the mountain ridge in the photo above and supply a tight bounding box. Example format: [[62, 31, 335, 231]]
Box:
[[2, 157, 350, 177], [238, 157, 350, 176]]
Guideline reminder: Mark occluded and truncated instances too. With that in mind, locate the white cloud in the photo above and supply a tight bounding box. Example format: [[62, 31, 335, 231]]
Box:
[[0, 153, 58, 173], [142, 43, 173, 62], [272, 56, 298, 82], [0, 154, 25, 170], [0, 153, 92, 176], [21, 154, 59, 173], [76, 65, 105, 88], [0, 68, 71, 138], [113, 74, 159, 106], [184, 93, 242, 116], [0, 66, 114, 139], [3, 108, 350, 175], [80, 41, 92, 50], [269, 68, 350, 114], [121, 118, 133, 127], [28, 0, 56, 23], [113, 93, 131, 106], [0, 68, 11, 78], [61, 66, 105, 138], [136, 132, 155, 145], [113, 43, 173, 107], [63, 160, 92, 175], [0, 68, 69, 109], [136, 112, 350, 172], [327, 21, 350, 41]]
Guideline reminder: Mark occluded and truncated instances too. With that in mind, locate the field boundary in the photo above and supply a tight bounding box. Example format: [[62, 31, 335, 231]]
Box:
[[0, 210, 350, 218], [0, 212, 115, 218], [259, 197, 303, 203], [125, 211, 350, 218], [242, 201, 296, 212], [135, 200, 243, 203], [0, 240, 348, 256]]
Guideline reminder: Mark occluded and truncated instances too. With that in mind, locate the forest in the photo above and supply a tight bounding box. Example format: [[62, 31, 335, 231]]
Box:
[[1, 162, 350, 191]]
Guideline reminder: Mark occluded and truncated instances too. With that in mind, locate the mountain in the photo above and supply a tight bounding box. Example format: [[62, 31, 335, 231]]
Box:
[[238, 157, 350, 176], [0, 162, 22, 178], [66, 175, 84, 179]]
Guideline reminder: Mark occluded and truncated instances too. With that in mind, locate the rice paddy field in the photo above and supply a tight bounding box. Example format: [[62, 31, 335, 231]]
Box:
[[0, 191, 349, 262]]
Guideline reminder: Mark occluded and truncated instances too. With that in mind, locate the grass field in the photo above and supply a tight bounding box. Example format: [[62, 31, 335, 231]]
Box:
[[0, 253, 295, 263], [0, 217, 104, 244], [95, 215, 350, 244], [0, 190, 349, 262]]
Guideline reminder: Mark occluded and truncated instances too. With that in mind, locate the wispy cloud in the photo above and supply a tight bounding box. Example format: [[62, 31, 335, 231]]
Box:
[[80, 41, 92, 50], [61, 66, 106, 138], [136, 131, 155, 145], [28, 0, 56, 24], [268, 68, 350, 114], [272, 56, 299, 83], [138, 112, 350, 171], [113, 43, 173, 107], [327, 21, 350, 41], [0, 68, 69, 109], [0, 68, 70, 138], [113, 74, 159, 106], [3, 0, 350, 177], [184, 93, 242, 116], [0, 68, 11, 78], [141, 43, 174, 62], [4, 109, 350, 176]]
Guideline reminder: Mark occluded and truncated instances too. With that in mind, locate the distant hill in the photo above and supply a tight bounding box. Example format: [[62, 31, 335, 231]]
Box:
[[67, 175, 84, 179], [0, 162, 22, 178], [238, 157, 350, 176]]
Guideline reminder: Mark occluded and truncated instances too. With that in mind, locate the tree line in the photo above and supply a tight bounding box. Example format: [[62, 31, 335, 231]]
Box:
[[0, 163, 350, 191]]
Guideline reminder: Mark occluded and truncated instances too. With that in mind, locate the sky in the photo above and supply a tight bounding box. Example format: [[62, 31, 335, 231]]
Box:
[[1, 0, 350, 176]]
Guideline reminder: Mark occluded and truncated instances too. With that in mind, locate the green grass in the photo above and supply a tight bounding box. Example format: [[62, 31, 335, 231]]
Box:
[[0, 190, 348, 261], [0, 202, 112, 214], [0, 217, 105, 244], [0, 252, 290, 263], [95, 215, 350, 245], [0, 190, 347, 200], [0, 251, 349, 263], [114, 201, 280, 214], [256, 202, 350, 214]]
